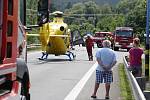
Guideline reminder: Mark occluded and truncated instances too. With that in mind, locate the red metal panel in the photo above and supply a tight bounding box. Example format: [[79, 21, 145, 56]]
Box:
[[3, 0, 18, 64], [0, 0, 18, 79], [0, 63, 16, 70]]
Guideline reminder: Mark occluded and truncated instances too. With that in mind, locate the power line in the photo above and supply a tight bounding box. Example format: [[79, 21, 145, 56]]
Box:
[[64, 13, 123, 17]]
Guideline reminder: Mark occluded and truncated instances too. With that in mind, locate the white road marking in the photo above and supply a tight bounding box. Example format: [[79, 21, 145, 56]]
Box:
[[64, 62, 97, 100]]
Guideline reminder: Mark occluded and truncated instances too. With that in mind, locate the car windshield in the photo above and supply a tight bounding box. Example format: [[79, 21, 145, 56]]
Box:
[[116, 31, 132, 37]]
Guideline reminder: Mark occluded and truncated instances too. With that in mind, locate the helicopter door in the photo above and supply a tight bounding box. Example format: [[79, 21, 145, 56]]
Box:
[[0, 0, 3, 61]]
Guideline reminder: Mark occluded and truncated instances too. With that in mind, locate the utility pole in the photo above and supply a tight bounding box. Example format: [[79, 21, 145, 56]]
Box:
[[145, 0, 150, 80]]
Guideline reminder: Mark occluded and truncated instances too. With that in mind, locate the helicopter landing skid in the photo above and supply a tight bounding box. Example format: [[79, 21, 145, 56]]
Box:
[[38, 52, 48, 60], [66, 51, 76, 61]]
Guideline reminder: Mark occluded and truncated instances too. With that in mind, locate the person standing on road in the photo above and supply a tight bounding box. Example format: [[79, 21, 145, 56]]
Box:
[[85, 35, 94, 61], [91, 40, 117, 99], [129, 38, 143, 77]]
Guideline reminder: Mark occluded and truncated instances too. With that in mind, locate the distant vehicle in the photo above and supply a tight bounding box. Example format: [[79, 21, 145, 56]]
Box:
[[113, 27, 134, 51], [93, 32, 113, 48]]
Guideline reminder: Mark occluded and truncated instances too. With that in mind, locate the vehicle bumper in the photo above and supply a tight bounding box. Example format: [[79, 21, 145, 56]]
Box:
[[114, 44, 121, 48], [115, 44, 133, 49]]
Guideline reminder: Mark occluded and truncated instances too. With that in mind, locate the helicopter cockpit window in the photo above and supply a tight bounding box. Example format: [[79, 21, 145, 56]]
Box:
[[0, 0, 3, 60]]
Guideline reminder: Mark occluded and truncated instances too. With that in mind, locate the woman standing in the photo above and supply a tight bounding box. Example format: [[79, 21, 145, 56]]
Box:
[[129, 38, 144, 77]]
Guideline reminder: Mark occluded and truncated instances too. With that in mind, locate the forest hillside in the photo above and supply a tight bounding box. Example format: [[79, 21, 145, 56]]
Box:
[[51, 0, 120, 11]]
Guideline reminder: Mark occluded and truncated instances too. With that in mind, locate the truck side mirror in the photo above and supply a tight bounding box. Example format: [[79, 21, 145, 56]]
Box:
[[37, 0, 49, 26]]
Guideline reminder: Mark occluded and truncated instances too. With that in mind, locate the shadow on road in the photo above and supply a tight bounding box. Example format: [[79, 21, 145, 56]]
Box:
[[27, 58, 72, 65], [35, 58, 71, 64]]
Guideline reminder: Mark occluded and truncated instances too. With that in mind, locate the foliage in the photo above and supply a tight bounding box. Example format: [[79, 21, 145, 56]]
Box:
[[26, 0, 39, 44], [96, 16, 125, 32], [116, 0, 146, 42], [65, 1, 102, 35], [51, 0, 120, 11], [64, 0, 146, 43], [26, 0, 38, 25], [100, 4, 112, 14], [26, 0, 147, 44]]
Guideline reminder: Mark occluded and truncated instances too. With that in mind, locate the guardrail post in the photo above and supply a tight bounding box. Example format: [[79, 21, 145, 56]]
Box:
[[143, 91, 150, 100], [136, 77, 146, 91]]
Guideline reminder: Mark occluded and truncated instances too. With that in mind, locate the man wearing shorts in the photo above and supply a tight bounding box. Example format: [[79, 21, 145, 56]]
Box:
[[91, 40, 117, 99]]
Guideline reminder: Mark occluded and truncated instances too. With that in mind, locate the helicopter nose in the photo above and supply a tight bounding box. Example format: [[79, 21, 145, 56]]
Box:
[[60, 26, 64, 31]]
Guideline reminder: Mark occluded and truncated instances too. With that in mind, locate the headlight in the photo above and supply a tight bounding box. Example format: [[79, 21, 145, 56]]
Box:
[[115, 42, 119, 45], [130, 43, 133, 45]]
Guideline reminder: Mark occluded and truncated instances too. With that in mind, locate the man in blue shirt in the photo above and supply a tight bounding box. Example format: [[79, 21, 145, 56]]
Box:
[[91, 40, 117, 99]]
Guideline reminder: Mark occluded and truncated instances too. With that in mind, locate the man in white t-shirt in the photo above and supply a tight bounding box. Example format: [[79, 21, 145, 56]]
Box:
[[91, 40, 117, 99]]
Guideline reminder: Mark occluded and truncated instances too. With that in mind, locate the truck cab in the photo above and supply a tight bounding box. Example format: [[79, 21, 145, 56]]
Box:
[[93, 32, 113, 48], [114, 27, 133, 51]]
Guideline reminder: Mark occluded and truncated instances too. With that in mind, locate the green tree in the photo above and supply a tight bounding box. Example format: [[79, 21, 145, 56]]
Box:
[[49, 3, 57, 13], [116, 0, 146, 42], [100, 4, 112, 14], [65, 2, 72, 9], [26, 0, 39, 44]]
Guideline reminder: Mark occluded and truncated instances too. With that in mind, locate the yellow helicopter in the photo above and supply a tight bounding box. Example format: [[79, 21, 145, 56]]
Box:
[[28, 11, 76, 61]]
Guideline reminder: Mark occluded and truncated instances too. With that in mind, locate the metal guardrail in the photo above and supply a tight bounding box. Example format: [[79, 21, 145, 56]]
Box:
[[123, 56, 146, 100], [27, 44, 41, 49]]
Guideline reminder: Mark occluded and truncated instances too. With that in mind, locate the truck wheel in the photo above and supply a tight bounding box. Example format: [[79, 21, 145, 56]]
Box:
[[111, 44, 114, 50], [97, 43, 101, 48], [20, 73, 30, 100]]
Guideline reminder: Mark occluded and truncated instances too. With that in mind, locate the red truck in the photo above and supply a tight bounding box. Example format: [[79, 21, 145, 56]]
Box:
[[113, 27, 134, 51], [0, 0, 30, 99], [93, 32, 114, 48]]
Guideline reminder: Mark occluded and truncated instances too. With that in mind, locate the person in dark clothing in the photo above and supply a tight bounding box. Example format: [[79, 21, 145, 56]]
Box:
[[85, 35, 94, 61]]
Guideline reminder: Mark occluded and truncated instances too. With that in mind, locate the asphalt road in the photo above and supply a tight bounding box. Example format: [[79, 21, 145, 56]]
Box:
[[27, 46, 128, 100]]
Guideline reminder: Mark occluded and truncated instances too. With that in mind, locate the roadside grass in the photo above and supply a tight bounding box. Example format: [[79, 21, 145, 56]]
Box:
[[119, 63, 134, 100]]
